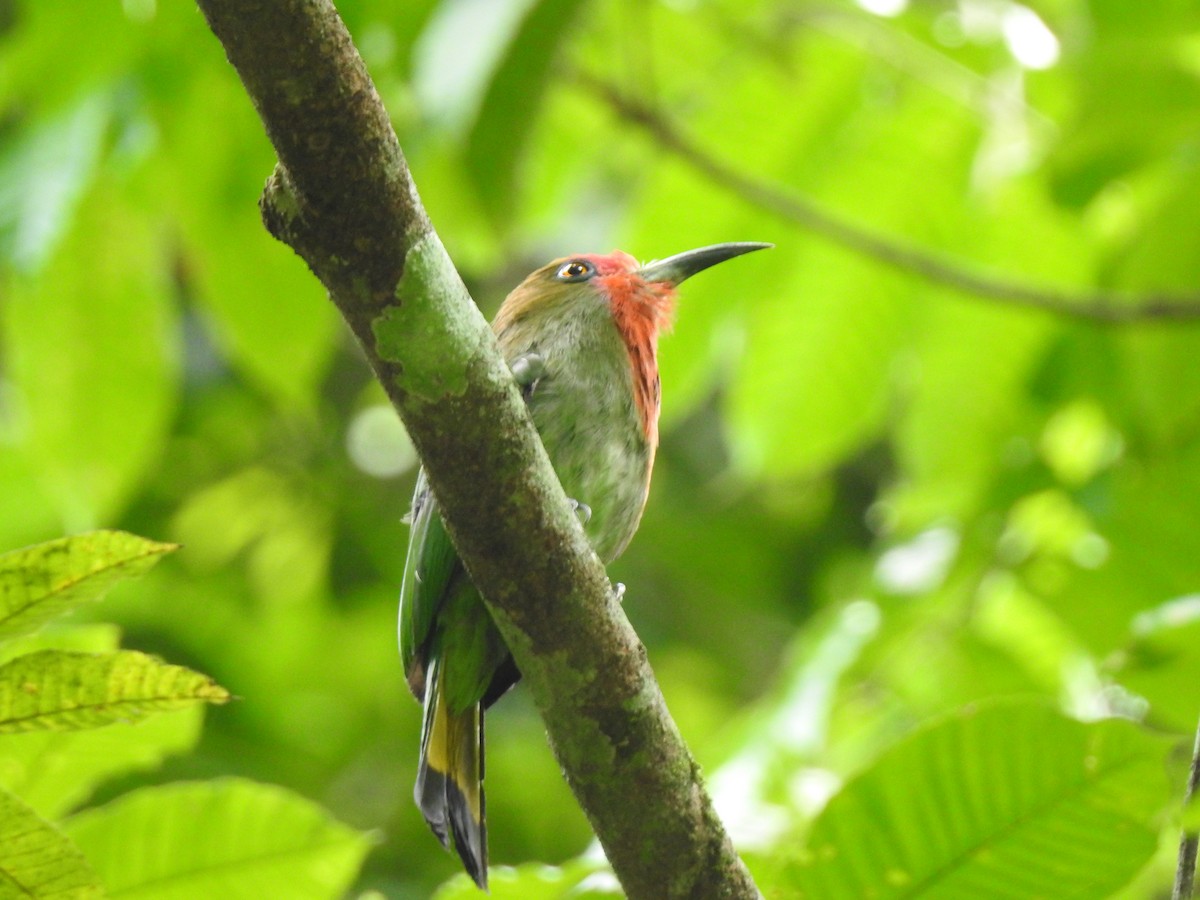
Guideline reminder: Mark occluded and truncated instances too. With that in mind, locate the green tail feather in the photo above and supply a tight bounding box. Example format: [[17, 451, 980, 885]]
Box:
[[414, 657, 488, 888]]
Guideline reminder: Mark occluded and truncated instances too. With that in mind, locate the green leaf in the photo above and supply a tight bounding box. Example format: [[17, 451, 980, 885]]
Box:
[[0, 0, 136, 114], [187, 214, 337, 411], [433, 860, 606, 899], [0, 624, 205, 819], [141, 65, 337, 410], [463, 0, 587, 225], [0, 785, 101, 899], [1051, 51, 1200, 206], [0, 90, 111, 272], [1108, 172, 1200, 447], [0, 650, 229, 733], [1115, 596, 1200, 733], [727, 247, 910, 478], [787, 703, 1172, 899], [0, 707, 203, 820], [1052, 445, 1200, 660], [169, 467, 331, 606], [3, 182, 179, 524], [892, 297, 1052, 521], [65, 779, 374, 900], [0, 531, 177, 643]]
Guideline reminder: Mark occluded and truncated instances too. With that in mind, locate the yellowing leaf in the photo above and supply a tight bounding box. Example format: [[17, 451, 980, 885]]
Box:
[[0, 786, 101, 899], [0, 531, 177, 643], [0, 649, 229, 733]]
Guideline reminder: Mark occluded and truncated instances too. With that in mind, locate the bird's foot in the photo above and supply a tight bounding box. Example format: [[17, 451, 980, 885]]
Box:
[[509, 351, 545, 391], [611, 582, 626, 604], [568, 499, 592, 526]]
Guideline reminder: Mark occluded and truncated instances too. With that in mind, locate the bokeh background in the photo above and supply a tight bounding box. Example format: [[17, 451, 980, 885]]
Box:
[[3, 0, 1200, 896]]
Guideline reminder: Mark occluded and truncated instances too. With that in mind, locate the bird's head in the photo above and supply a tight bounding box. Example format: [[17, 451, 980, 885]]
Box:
[[493, 242, 770, 446], [494, 242, 772, 340]]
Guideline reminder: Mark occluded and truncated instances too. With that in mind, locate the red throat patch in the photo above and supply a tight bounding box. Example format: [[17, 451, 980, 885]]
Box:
[[584, 252, 678, 449]]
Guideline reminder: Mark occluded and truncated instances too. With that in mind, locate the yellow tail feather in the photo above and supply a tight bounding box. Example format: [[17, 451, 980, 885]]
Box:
[[414, 657, 488, 888]]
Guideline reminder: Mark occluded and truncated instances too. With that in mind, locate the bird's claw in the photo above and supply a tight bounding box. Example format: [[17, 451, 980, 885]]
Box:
[[509, 352, 546, 390], [611, 582, 626, 604], [568, 499, 592, 525]]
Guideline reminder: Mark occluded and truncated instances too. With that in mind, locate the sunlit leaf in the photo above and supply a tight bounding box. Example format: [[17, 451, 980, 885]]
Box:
[[1053, 446, 1200, 658], [1108, 172, 1200, 447], [727, 247, 910, 478], [412, 0, 537, 130], [0, 0, 135, 113], [0, 624, 204, 818], [153, 71, 337, 410], [464, 0, 588, 225], [65, 779, 374, 900], [892, 295, 1052, 521], [433, 860, 606, 899], [170, 467, 331, 606], [0, 650, 229, 733], [709, 600, 882, 848], [3, 182, 179, 525], [1051, 51, 1200, 206], [787, 703, 1173, 898], [0, 531, 176, 643], [0, 90, 111, 272], [187, 215, 338, 411], [0, 785, 101, 899], [1115, 595, 1200, 733], [0, 707, 203, 820]]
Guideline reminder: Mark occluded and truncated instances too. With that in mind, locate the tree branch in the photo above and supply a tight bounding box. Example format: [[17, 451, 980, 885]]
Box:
[[192, 2, 757, 897], [576, 70, 1200, 324]]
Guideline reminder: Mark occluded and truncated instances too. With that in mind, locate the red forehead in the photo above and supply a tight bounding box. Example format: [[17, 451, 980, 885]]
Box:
[[575, 250, 639, 276]]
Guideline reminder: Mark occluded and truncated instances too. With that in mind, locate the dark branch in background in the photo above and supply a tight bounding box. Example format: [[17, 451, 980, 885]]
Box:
[[1174, 714, 1200, 899], [577, 71, 1200, 325], [192, 1, 756, 898]]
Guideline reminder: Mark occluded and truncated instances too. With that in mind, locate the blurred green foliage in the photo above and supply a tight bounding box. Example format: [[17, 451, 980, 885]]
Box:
[[2, 0, 1200, 896]]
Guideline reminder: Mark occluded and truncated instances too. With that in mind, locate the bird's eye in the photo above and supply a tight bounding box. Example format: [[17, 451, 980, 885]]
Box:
[[555, 260, 595, 282]]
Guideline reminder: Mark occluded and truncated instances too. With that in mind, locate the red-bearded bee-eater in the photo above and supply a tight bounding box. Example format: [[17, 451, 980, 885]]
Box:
[[399, 242, 771, 888]]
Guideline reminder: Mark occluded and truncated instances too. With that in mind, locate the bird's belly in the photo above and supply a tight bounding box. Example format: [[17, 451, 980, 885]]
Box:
[[527, 375, 652, 563]]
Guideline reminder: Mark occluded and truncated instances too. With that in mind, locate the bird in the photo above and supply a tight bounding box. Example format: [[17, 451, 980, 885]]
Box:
[[398, 242, 771, 888]]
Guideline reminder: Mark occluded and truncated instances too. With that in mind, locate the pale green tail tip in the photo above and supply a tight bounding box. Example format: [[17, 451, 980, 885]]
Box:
[[638, 241, 773, 286]]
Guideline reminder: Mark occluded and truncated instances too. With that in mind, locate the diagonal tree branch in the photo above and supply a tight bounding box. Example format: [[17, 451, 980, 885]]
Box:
[[576, 70, 1200, 324], [192, 1, 757, 897]]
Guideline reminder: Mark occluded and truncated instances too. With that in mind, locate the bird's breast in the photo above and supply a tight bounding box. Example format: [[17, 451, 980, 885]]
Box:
[[497, 306, 654, 563]]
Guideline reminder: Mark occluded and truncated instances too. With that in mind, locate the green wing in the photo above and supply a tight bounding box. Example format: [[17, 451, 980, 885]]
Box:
[[399, 470, 517, 710], [400, 352, 544, 704], [398, 469, 460, 695]]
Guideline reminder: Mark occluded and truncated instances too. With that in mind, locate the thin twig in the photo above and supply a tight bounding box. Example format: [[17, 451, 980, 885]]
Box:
[[1174, 714, 1200, 899], [577, 71, 1200, 324]]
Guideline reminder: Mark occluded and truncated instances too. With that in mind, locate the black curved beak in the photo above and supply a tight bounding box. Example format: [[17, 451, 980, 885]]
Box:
[[638, 242, 773, 286]]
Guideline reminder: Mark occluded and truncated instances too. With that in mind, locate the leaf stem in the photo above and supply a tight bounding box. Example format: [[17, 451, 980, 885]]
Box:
[[1173, 713, 1200, 899]]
